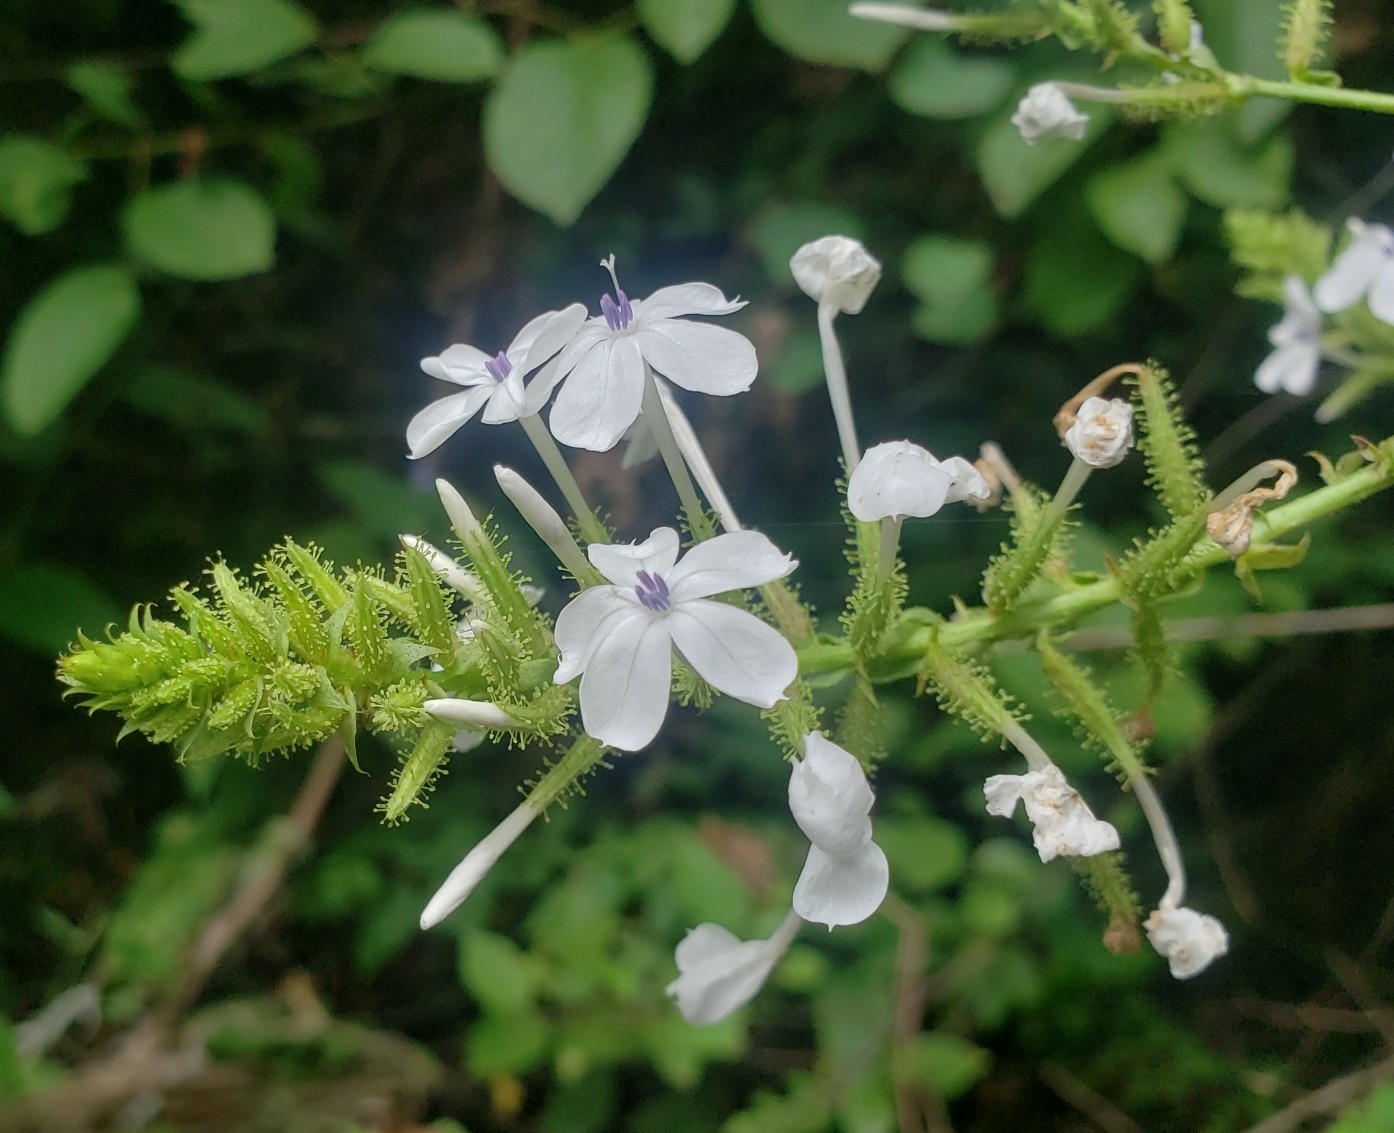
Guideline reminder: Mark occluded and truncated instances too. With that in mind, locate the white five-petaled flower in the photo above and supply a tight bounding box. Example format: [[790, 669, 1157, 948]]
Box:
[[1146, 905, 1230, 979], [847, 440, 990, 522], [1314, 218, 1394, 323], [790, 236, 883, 315], [1255, 276, 1323, 396], [553, 528, 798, 751], [788, 733, 889, 928], [529, 258, 759, 453], [665, 913, 802, 1025], [1063, 397, 1134, 468], [407, 304, 588, 459], [1011, 83, 1090, 144], [983, 763, 1120, 863]]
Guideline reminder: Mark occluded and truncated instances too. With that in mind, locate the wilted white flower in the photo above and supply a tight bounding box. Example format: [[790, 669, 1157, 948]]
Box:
[[420, 802, 538, 929], [553, 528, 798, 751], [788, 733, 889, 928], [407, 304, 587, 458], [665, 912, 802, 1025], [847, 441, 988, 521], [529, 257, 758, 452], [1255, 276, 1322, 396], [983, 763, 1120, 863], [1011, 83, 1090, 144], [1063, 397, 1134, 468], [1314, 218, 1394, 322], [790, 236, 883, 315], [1146, 905, 1229, 978]]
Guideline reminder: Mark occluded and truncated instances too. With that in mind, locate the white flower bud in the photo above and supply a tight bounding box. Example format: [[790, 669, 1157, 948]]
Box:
[[983, 763, 1120, 863], [400, 534, 484, 601], [1146, 905, 1229, 979], [494, 465, 593, 581], [788, 733, 888, 928], [1011, 83, 1090, 144], [790, 235, 883, 315], [420, 802, 538, 929], [1063, 396, 1134, 468], [423, 698, 520, 729]]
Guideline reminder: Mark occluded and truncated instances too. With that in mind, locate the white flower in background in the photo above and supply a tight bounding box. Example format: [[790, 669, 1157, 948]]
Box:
[[788, 733, 889, 928], [1146, 905, 1229, 978], [1314, 218, 1394, 322], [1063, 397, 1134, 468], [407, 304, 587, 458], [665, 913, 802, 1025], [553, 528, 798, 751], [983, 763, 1120, 863], [847, 441, 989, 521], [790, 235, 883, 315], [529, 257, 758, 452], [1011, 83, 1090, 144], [1255, 276, 1323, 396]]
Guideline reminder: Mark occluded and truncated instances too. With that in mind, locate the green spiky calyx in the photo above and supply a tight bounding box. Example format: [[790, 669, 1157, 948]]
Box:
[[843, 514, 906, 661], [1224, 208, 1332, 300], [1072, 853, 1144, 946], [1127, 362, 1208, 521], [58, 540, 460, 765], [917, 641, 1024, 746], [1152, 0, 1195, 56], [1035, 635, 1152, 787], [1281, 0, 1335, 81], [981, 483, 1069, 615]]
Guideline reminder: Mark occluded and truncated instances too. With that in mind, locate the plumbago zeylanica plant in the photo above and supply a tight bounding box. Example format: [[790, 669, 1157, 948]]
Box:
[[54, 0, 1394, 1031]]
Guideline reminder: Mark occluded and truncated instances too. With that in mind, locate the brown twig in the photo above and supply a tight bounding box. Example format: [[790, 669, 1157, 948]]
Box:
[[1242, 1055, 1394, 1133], [1039, 1062, 1145, 1133], [880, 895, 951, 1133]]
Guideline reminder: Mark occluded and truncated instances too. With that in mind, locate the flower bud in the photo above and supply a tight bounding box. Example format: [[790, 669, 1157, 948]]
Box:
[[423, 698, 520, 729], [1011, 83, 1089, 144], [1063, 397, 1134, 469], [790, 235, 883, 315], [420, 802, 538, 928]]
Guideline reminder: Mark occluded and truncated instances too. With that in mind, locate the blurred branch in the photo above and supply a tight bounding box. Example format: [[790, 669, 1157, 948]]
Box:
[[1039, 1062, 1144, 1133], [1064, 604, 1394, 651], [1242, 1055, 1394, 1133], [881, 895, 951, 1133]]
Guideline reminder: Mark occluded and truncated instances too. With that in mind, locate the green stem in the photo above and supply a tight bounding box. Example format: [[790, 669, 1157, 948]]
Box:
[[519, 414, 609, 547], [1241, 76, 1394, 116], [799, 448, 1394, 677]]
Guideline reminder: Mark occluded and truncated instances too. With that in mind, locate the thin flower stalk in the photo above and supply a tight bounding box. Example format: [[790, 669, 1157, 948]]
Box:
[[641, 365, 717, 542], [652, 379, 742, 533], [518, 413, 609, 547]]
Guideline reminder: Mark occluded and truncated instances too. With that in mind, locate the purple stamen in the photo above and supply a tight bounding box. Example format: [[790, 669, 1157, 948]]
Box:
[[484, 351, 512, 383], [600, 289, 634, 331], [634, 569, 671, 613]]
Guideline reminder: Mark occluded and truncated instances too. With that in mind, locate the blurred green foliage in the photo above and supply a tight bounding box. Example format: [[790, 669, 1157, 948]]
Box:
[[4, 0, 1394, 1130]]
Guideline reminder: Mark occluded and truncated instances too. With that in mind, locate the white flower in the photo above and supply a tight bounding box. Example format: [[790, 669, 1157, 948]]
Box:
[[1011, 83, 1090, 144], [788, 733, 889, 928], [1146, 905, 1229, 979], [407, 304, 587, 459], [529, 258, 758, 453], [665, 913, 801, 1025], [1063, 396, 1134, 468], [846, 441, 988, 521], [1255, 276, 1322, 396], [983, 763, 1120, 863], [420, 802, 538, 929], [790, 236, 883, 315], [1314, 218, 1394, 322], [553, 528, 798, 751]]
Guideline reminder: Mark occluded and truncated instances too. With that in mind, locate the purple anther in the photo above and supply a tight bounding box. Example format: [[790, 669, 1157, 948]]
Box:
[[634, 569, 671, 613], [600, 289, 634, 331], [484, 351, 513, 383]]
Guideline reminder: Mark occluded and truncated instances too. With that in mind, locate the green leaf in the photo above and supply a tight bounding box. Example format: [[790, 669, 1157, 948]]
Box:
[[66, 61, 142, 127], [896, 1033, 992, 1099], [889, 36, 1014, 120], [459, 930, 539, 1016], [123, 367, 269, 437], [467, 1007, 550, 1075], [0, 137, 87, 235], [637, 0, 736, 63], [172, 0, 317, 81], [362, 10, 503, 83], [749, 0, 907, 70], [1, 265, 140, 435], [1023, 209, 1142, 337], [1165, 118, 1293, 210], [976, 102, 1113, 218], [484, 37, 652, 226], [1086, 153, 1189, 264], [0, 563, 123, 654], [902, 234, 998, 343], [877, 816, 968, 891], [122, 179, 276, 280]]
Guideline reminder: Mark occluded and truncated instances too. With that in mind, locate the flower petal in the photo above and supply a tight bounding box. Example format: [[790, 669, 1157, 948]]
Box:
[[548, 334, 646, 451], [525, 325, 609, 415], [588, 527, 682, 589], [666, 925, 779, 1026], [792, 842, 889, 928], [1146, 906, 1229, 979], [1314, 221, 1392, 313], [667, 600, 797, 709], [480, 370, 528, 424], [406, 387, 494, 458], [577, 612, 673, 750], [982, 773, 1027, 818], [422, 343, 490, 384], [940, 455, 992, 503], [666, 530, 797, 601], [1369, 263, 1394, 326], [511, 302, 589, 372], [637, 320, 758, 396], [553, 585, 634, 683], [847, 441, 953, 521], [1254, 342, 1320, 396], [637, 283, 746, 321]]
